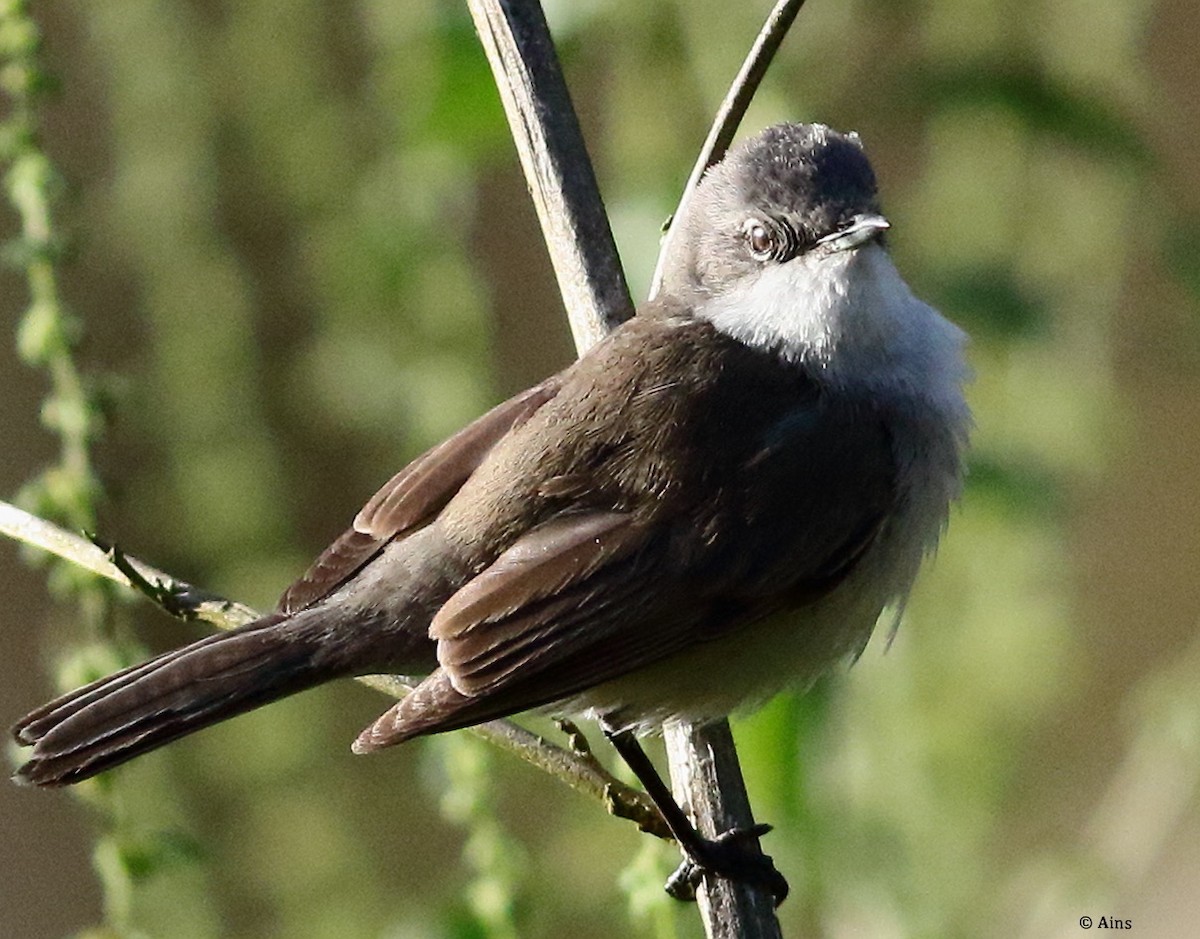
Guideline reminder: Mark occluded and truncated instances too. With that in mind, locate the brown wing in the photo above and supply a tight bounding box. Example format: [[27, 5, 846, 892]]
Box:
[[277, 379, 561, 614], [354, 509, 708, 749], [431, 511, 657, 695], [355, 498, 886, 750], [350, 317, 900, 749]]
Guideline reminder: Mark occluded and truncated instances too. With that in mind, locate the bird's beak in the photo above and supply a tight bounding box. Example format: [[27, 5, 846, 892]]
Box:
[[819, 213, 890, 252]]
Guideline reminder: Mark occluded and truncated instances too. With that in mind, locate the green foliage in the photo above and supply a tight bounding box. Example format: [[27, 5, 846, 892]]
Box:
[[434, 735, 525, 939], [2, 3, 106, 549], [4, 1, 1199, 938], [1164, 212, 1200, 307], [929, 265, 1048, 340], [2, 9, 141, 939]]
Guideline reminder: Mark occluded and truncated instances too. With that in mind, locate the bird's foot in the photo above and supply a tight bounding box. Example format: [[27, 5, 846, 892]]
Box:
[[665, 823, 789, 906]]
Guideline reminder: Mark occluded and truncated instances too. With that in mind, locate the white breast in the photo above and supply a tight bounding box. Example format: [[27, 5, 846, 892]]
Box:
[[569, 245, 971, 731]]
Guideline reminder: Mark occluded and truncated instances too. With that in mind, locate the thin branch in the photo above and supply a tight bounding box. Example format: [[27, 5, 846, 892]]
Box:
[[6, 4, 805, 934], [665, 722, 783, 938], [468, 0, 633, 352], [649, 0, 808, 300], [1, 499, 254, 628], [0, 498, 668, 837], [467, 1, 804, 935]]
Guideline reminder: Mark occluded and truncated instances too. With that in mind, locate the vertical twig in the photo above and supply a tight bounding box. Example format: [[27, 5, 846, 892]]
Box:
[[468, 0, 633, 352], [466, 1, 804, 936], [654, 4, 807, 934], [664, 722, 783, 938], [649, 0, 808, 300]]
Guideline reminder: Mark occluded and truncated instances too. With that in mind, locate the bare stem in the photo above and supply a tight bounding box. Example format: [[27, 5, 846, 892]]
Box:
[[664, 722, 783, 938], [0, 498, 667, 836], [468, 0, 633, 353], [649, 0, 808, 301], [467, 1, 805, 935]]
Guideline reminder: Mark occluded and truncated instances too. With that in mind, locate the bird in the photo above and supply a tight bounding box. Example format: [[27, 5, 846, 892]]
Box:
[[11, 122, 970, 901]]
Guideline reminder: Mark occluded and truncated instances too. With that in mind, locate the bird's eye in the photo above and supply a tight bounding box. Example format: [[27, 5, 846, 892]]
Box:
[[743, 219, 775, 260]]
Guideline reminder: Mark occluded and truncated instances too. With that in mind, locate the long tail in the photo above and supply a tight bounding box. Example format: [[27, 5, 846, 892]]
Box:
[[11, 611, 363, 787]]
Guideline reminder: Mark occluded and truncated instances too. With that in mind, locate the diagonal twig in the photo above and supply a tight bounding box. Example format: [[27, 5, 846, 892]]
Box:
[[0, 498, 668, 839], [466, 1, 807, 936], [649, 0, 808, 301], [469, 0, 633, 351]]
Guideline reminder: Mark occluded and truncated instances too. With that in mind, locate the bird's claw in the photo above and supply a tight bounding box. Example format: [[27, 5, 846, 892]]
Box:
[[664, 823, 789, 906]]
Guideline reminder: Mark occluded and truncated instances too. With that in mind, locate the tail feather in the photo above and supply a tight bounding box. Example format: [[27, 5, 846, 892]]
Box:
[[14, 615, 287, 748], [11, 612, 356, 787]]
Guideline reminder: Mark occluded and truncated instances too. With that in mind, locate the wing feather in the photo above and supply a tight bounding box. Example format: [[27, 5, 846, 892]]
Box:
[[353, 318, 902, 746], [277, 380, 560, 614], [432, 512, 650, 695]]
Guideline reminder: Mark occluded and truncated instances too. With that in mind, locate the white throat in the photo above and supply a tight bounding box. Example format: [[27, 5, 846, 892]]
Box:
[[698, 244, 966, 400], [699, 243, 972, 584]]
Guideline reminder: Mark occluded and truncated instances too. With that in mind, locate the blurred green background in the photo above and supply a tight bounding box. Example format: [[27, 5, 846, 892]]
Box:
[[3, 1, 1199, 937]]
